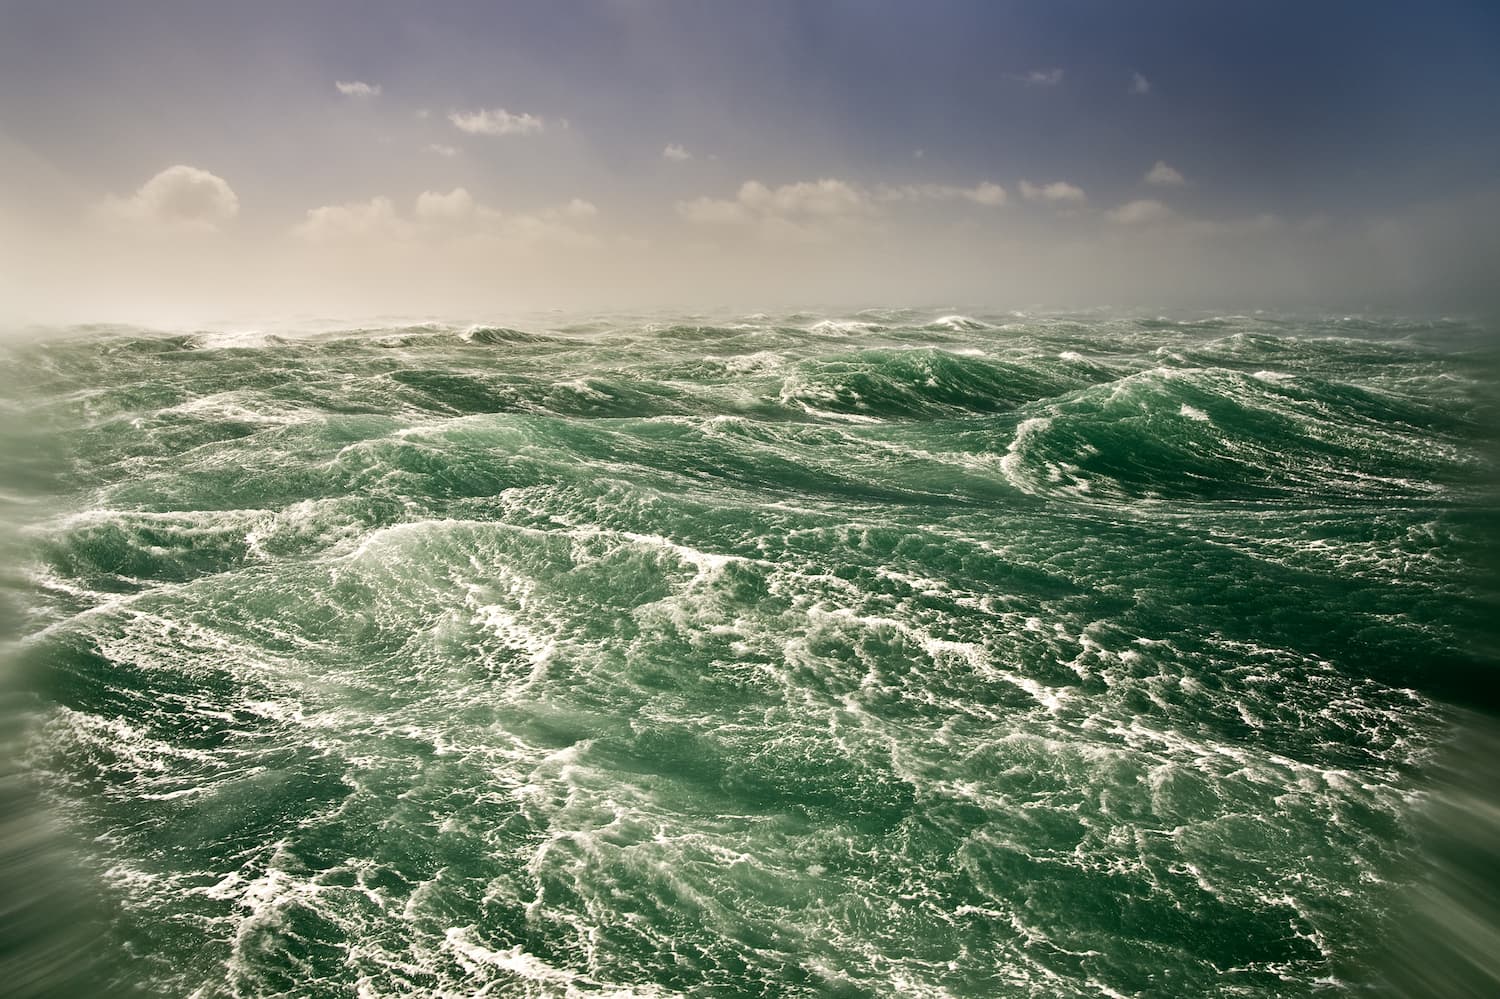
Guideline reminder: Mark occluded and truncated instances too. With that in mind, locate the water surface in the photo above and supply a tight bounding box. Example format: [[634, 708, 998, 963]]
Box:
[[0, 310, 1494, 997]]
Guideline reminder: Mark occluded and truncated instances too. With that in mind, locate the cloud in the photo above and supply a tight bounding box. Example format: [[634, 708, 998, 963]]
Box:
[[1019, 180, 1087, 205], [559, 198, 598, 219], [97, 164, 239, 232], [294, 190, 600, 249], [1145, 161, 1185, 186], [414, 187, 476, 221], [877, 182, 1007, 207], [738, 178, 872, 218], [676, 178, 875, 241], [293, 196, 407, 242], [426, 144, 459, 158], [448, 108, 545, 136], [1129, 72, 1151, 95], [335, 80, 381, 97], [964, 182, 1007, 207], [1107, 199, 1174, 224], [681, 177, 1009, 226], [1012, 68, 1064, 87], [662, 143, 692, 162], [678, 177, 1006, 242]]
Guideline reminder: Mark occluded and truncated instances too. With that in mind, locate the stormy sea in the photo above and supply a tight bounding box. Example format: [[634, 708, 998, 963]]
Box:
[[0, 310, 1495, 998]]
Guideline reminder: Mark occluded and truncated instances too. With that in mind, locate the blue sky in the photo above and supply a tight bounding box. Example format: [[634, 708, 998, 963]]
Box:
[[2, 1, 1497, 319]]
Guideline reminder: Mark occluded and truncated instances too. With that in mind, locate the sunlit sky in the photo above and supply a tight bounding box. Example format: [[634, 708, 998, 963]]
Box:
[[3, 0, 1498, 322]]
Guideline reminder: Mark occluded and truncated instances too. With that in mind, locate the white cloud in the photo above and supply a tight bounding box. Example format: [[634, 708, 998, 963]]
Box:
[[678, 177, 1005, 241], [966, 182, 1007, 207], [676, 178, 873, 241], [1107, 198, 1174, 224], [294, 190, 599, 248], [877, 182, 1007, 207], [448, 108, 545, 136], [98, 164, 239, 232], [662, 143, 692, 162], [1130, 72, 1151, 95], [294, 196, 408, 242], [426, 144, 459, 158], [681, 177, 1011, 231], [335, 80, 381, 98], [414, 187, 475, 221], [1145, 161, 1185, 186], [1019, 180, 1087, 205], [1012, 68, 1064, 87], [738, 178, 872, 218]]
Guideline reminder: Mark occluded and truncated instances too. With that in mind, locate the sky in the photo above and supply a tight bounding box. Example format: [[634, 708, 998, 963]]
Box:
[[1, 0, 1498, 322]]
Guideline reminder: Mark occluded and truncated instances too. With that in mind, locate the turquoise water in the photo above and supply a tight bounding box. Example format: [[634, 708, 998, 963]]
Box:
[[0, 311, 1494, 997]]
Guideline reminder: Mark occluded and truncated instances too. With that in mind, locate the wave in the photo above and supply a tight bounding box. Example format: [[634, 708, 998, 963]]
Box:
[[922, 314, 994, 331], [461, 325, 561, 346], [778, 347, 1096, 419], [995, 366, 1474, 502], [804, 319, 887, 335]]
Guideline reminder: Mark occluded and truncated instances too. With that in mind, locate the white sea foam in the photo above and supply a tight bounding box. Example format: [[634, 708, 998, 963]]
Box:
[[997, 416, 1051, 492], [927, 314, 992, 331], [806, 319, 886, 335]]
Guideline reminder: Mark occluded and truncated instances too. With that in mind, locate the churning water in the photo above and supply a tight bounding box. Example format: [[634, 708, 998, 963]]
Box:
[[0, 310, 1494, 997]]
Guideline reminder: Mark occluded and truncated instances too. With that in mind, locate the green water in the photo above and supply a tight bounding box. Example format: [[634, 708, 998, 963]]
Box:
[[0, 311, 1494, 997]]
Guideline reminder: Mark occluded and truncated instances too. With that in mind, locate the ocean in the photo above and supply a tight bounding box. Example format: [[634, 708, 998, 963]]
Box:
[[0, 310, 1494, 997]]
